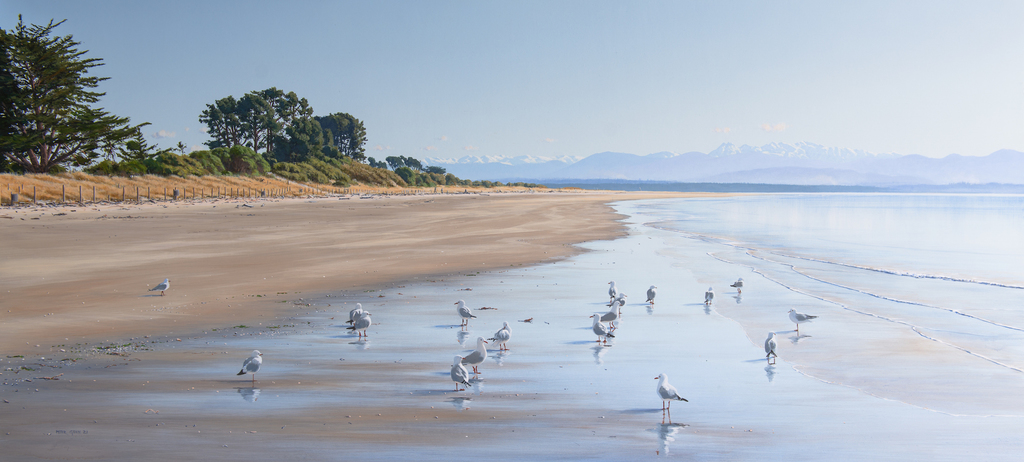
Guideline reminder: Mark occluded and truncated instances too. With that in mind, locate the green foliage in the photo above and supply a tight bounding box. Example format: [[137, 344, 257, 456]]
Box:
[[273, 161, 330, 184], [216, 145, 270, 175], [188, 150, 226, 174], [315, 112, 367, 162], [339, 158, 407, 187], [0, 16, 147, 173], [273, 116, 326, 163], [143, 152, 207, 177]]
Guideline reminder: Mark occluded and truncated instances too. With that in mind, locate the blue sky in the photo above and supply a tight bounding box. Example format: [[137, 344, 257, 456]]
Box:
[[3, 1, 1023, 160]]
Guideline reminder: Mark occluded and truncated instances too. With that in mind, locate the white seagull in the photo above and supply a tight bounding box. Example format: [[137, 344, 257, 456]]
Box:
[[608, 281, 618, 302], [488, 321, 512, 351], [591, 313, 615, 344], [455, 300, 476, 328], [788, 309, 817, 334], [347, 311, 372, 338], [346, 303, 365, 324], [461, 337, 489, 374], [598, 301, 620, 330], [655, 373, 688, 410], [237, 350, 262, 384], [765, 332, 777, 364], [646, 285, 657, 305], [451, 355, 472, 391], [150, 278, 170, 296], [730, 278, 744, 294], [704, 287, 714, 305]]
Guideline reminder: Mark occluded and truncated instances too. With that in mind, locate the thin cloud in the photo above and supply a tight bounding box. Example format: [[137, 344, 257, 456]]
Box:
[[761, 123, 788, 132], [199, 126, 209, 134], [439, 135, 449, 142], [152, 129, 176, 139], [190, 145, 202, 152], [184, 127, 190, 133], [373, 145, 392, 151], [714, 127, 731, 133], [424, 145, 438, 151], [464, 145, 479, 151], [543, 137, 556, 143]]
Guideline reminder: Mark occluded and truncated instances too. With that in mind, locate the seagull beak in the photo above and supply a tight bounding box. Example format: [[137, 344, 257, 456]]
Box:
[[654, 376, 659, 379], [483, 340, 489, 343], [258, 353, 263, 356]]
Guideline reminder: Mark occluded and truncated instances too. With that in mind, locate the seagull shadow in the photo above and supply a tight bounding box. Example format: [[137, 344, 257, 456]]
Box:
[[434, 324, 463, 329], [565, 340, 598, 345], [139, 294, 164, 298], [619, 408, 664, 415], [789, 334, 812, 344]]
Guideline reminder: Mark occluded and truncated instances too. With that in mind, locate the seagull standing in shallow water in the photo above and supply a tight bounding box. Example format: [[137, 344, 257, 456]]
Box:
[[347, 311, 371, 338], [646, 285, 657, 305], [730, 278, 744, 294], [598, 301, 620, 330], [591, 313, 615, 344], [608, 281, 618, 302], [461, 337, 488, 375], [455, 300, 476, 329], [704, 287, 714, 305], [656, 373, 688, 410], [765, 332, 777, 364], [451, 355, 472, 391], [237, 350, 262, 384], [488, 321, 511, 351], [788, 309, 817, 334], [150, 278, 170, 296]]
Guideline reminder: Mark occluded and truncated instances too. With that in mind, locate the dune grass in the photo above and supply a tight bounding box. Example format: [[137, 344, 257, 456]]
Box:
[[0, 173, 558, 205]]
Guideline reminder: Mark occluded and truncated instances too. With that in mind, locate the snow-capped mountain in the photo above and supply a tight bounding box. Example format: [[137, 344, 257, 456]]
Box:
[[427, 143, 1024, 186]]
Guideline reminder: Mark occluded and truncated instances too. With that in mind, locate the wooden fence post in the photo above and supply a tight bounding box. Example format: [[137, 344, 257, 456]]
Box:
[[62, 185, 65, 203], [79, 185, 83, 204]]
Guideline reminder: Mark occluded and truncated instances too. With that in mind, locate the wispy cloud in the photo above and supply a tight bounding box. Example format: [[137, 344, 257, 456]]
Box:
[[199, 126, 209, 134], [543, 137, 556, 143], [464, 145, 479, 151], [372, 145, 392, 151], [184, 127, 190, 133], [439, 135, 449, 142], [152, 129, 176, 139], [714, 127, 731, 133], [190, 145, 202, 152], [761, 123, 788, 132], [424, 145, 438, 151]]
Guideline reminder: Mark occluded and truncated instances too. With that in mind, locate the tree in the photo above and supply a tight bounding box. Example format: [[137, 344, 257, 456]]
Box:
[[0, 17, 146, 173], [367, 157, 387, 169], [199, 95, 243, 149], [425, 165, 446, 175], [385, 155, 405, 170], [315, 112, 366, 162], [273, 116, 326, 163]]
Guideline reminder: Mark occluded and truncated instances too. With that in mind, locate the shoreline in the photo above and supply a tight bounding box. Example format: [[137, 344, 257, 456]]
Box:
[[0, 191, 707, 356]]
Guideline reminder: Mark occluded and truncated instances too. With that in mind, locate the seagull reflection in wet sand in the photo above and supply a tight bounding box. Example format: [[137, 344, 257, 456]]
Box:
[[238, 387, 260, 402]]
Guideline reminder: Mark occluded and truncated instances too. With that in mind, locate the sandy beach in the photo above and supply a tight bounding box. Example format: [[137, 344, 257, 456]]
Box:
[[4, 191, 1021, 461], [1, 190, 702, 460]]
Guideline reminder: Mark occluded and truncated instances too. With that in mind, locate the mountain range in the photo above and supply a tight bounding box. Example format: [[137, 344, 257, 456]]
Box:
[[426, 142, 1024, 186]]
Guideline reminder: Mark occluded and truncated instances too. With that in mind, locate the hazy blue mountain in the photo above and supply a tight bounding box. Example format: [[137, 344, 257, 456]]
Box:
[[428, 144, 1024, 185]]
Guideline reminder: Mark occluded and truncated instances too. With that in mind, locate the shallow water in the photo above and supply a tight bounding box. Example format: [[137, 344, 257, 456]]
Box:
[[7, 193, 1024, 460]]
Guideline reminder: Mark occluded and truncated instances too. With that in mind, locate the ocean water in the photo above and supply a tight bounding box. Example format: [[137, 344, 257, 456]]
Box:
[[35, 193, 1024, 460]]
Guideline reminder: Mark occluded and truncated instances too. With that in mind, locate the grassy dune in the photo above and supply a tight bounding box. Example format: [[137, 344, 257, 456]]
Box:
[[0, 173, 556, 205]]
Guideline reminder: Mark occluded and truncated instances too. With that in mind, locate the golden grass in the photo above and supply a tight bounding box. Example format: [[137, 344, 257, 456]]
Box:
[[0, 173, 560, 205]]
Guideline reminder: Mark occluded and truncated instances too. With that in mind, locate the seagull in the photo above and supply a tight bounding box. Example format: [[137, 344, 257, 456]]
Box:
[[646, 285, 657, 305], [455, 300, 476, 329], [451, 355, 472, 391], [598, 302, 620, 330], [607, 292, 627, 307], [347, 311, 371, 338], [704, 287, 714, 305], [789, 309, 817, 334], [237, 350, 262, 384], [488, 321, 511, 351], [150, 278, 170, 296], [591, 313, 615, 344], [461, 337, 488, 375], [346, 303, 365, 324], [655, 373, 688, 410], [608, 281, 618, 302], [765, 332, 777, 364], [730, 278, 743, 294]]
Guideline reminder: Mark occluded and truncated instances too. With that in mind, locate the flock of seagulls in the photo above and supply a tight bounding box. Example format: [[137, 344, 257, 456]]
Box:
[[216, 273, 822, 414]]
